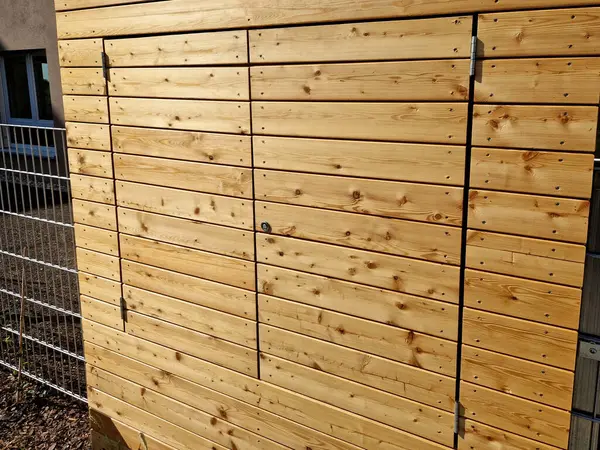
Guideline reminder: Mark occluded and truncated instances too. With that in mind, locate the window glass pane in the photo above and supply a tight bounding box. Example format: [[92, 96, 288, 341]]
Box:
[[3, 54, 32, 119], [32, 53, 52, 121]]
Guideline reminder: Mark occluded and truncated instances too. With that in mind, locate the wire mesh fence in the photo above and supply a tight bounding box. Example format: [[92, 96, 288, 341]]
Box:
[[0, 123, 86, 402]]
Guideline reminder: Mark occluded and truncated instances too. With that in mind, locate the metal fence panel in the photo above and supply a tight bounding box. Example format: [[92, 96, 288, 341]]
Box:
[[0, 123, 85, 402]]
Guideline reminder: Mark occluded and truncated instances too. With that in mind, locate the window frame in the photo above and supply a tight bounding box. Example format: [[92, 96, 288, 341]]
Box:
[[0, 51, 54, 128]]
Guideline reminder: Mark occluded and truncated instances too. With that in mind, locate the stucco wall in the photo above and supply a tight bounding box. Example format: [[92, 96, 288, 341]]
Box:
[[0, 0, 63, 126]]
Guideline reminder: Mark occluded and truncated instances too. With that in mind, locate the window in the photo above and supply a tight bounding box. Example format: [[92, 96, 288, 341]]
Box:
[[0, 50, 56, 157]]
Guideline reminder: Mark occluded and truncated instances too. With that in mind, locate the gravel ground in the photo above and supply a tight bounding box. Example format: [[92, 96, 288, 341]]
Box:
[[0, 367, 90, 450]]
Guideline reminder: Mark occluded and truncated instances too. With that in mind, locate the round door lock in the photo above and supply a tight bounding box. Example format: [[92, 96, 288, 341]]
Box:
[[261, 222, 272, 233]]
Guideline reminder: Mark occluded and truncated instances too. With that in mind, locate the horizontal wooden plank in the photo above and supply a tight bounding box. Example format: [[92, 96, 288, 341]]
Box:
[[261, 354, 454, 446], [254, 102, 468, 144], [105, 30, 247, 66], [57, 38, 102, 66], [55, 0, 151, 11], [122, 260, 255, 320], [257, 201, 461, 264], [118, 208, 253, 260], [68, 148, 112, 178], [258, 264, 459, 339], [112, 126, 251, 166], [56, 0, 599, 39], [251, 60, 470, 101], [464, 269, 582, 329], [461, 345, 574, 410], [260, 323, 455, 405], [83, 320, 447, 450], [114, 154, 252, 198], [254, 136, 465, 185], [76, 248, 120, 281], [74, 223, 118, 256], [124, 285, 256, 348], [63, 95, 108, 123], [463, 308, 578, 370], [258, 234, 460, 302], [72, 199, 116, 231], [468, 190, 590, 244], [109, 67, 248, 101], [78, 272, 120, 305], [109, 97, 250, 134], [256, 170, 463, 225], [87, 387, 229, 450], [120, 235, 255, 290], [470, 147, 594, 198], [66, 122, 110, 151], [475, 58, 600, 104], [89, 366, 283, 450], [260, 294, 456, 375], [90, 410, 177, 450], [70, 174, 114, 204], [478, 7, 600, 57], [60, 68, 106, 95], [460, 381, 571, 448], [459, 419, 561, 450], [86, 342, 363, 450], [126, 311, 257, 376], [249, 0, 599, 27], [56, 1, 248, 39], [250, 16, 472, 63], [466, 230, 585, 287], [472, 105, 598, 152], [115, 181, 253, 230], [81, 296, 121, 330]]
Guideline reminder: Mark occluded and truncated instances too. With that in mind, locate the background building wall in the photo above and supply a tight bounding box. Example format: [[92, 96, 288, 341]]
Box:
[[0, 0, 64, 126]]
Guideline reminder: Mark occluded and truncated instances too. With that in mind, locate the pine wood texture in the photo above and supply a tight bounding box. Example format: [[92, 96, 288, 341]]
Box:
[[250, 16, 472, 63], [78, 272, 120, 305], [472, 104, 598, 152], [475, 58, 600, 104], [464, 269, 582, 329], [115, 181, 253, 230], [251, 60, 470, 101], [105, 30, 248, 66], [63, 95, 108, 123], [254, 101, 468, 144], [72, 200, 116, 231], [70, 174, 114, 204], [114, 154, 252, 198], [57, 2, 598, 449], [478, 7, 600, 57], [109, 67, 249, 100], [118, 208, 254, 260], [256, 201, 461, 263], [68, 149, 112, 178], [254, 136, 465, 185], [258, 234, 460, 302], [112, 126, 251, 166], [255, 170, 464, 225], [109, 98, 251, 134], [58, 39, 103, 66], [60, 68, 106, 95], [65, 122, 110, 151], [470, 147, 594, 198], [467, 190, 590, 244]]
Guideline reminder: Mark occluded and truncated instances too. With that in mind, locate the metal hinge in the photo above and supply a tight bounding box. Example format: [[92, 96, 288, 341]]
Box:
[[101, 51, 108, 79], [120, 296, 127, 322], [454, 401, 460, 434], [470, 36, 477, 77]]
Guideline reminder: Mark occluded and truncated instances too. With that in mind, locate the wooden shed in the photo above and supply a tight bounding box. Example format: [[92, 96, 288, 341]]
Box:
[[56, 0, 599, 449]]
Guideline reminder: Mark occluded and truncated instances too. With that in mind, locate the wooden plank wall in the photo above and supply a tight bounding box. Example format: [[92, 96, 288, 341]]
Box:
[[55, 1, 599, 450]]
